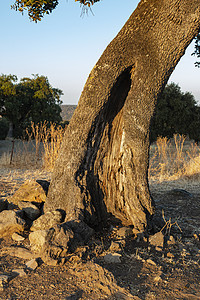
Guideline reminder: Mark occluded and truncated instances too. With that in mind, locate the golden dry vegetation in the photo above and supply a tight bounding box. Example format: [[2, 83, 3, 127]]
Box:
[[0, 129, 200, 299]]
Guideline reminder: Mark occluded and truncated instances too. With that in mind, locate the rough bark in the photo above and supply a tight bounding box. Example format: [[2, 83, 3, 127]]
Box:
[[45, 0, 200, 231]]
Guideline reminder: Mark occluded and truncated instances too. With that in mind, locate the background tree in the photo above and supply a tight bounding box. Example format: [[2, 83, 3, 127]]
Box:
[[11, 1, 200, 235], [150, 83, 200, 142], [0, 74, 63, 137], [0, 74, 17, 113]]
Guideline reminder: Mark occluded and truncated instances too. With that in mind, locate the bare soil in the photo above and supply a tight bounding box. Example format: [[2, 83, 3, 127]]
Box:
[[0, 141, 199, 299]]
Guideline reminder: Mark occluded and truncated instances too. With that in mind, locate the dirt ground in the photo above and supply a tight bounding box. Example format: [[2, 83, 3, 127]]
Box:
[[0, 141, 200, 299]]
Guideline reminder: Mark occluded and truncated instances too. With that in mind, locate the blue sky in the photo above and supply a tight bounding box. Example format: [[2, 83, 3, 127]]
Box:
[[0, 0, 199, 104]]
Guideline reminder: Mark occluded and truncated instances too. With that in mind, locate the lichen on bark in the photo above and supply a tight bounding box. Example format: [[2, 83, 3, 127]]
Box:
[[45, 0, 200, 232]]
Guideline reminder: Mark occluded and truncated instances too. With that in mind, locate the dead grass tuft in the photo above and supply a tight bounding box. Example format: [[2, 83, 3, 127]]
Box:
[[149, 134, 200, 183], [0, 122, 66, 171]]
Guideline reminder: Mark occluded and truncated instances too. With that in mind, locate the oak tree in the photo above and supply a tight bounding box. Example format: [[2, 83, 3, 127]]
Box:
[[12, 0, 200, 233], [0, 74, 63, 137], [150, 83, 200, 142]]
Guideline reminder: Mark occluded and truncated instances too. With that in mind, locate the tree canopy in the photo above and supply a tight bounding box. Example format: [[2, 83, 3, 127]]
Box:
[[150, 83, 200, 142], [12, 0, 100, 22], [0, 74, 63, 137], [11, 0, 200, 65]]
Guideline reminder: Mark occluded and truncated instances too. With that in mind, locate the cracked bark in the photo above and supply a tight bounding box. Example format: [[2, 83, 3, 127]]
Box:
[[45, 0, 200, 231]]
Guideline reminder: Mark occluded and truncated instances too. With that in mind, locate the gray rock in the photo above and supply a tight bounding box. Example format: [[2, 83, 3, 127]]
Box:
[[30, 210, 63, 231], [26, 259, 38, 270], [29, 229, 53, 253], [0, 246, 35, 260], [18, 201, 41, 220], [0, 210, 25, 238], [8, 180, 46, 205], [104, 253, 122, 263]]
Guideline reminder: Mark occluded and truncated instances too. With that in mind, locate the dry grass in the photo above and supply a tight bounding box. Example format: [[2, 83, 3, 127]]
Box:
[[1, 128, 200, 184], [149, 134, 200, 183], [25, 121, 65, 170], [40, 122, 65, 170], [0, 122, 66, 171]]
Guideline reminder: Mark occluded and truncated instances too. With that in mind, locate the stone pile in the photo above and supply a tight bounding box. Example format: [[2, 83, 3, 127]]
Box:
[[0, 179, 94, 260], [0, 179, 180, 290], [0, 179, 96, 290]]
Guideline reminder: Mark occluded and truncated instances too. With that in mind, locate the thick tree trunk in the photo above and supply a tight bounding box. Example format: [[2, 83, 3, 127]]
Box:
[[45, 0, 200, 231]]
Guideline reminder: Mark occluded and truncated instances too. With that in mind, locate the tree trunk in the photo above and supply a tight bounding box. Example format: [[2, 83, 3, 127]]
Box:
[[45, 0, 200, 231]]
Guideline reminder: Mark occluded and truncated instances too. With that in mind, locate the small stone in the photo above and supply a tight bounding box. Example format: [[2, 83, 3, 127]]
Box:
[[12, 232, 25, 242], [149, 231, 164, 249], [146, 259, 157, 266], [29, 224, 73, 258], [116, 227, 133, 239], [26, 259, 38, 270], [12, 268, 26, 277], [104, 253, 121, 263], [42, 256, 59, 266], [166, 252, 174, 258], [66, 220, 94, 242]]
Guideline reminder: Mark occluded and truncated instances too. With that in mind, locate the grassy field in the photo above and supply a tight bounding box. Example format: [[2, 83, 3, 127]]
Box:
[[148, 134, 200, 195], [1, 129, 200, 184], [1, 130, 200, 201]]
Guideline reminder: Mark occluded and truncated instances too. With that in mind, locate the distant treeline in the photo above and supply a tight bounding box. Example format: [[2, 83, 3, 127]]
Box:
[[1, 76, 200, 143]]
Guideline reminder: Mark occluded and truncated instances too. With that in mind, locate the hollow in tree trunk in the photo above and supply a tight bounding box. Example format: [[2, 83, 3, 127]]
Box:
[[45, 0, 200, 232]]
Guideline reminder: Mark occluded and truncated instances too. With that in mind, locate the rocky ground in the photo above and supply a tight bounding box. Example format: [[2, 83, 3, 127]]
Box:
[[0, 145, 199, 299]]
